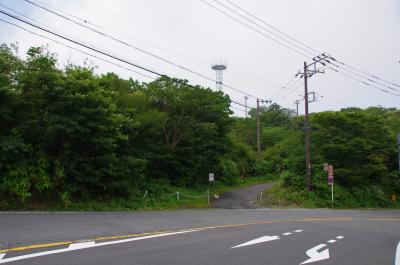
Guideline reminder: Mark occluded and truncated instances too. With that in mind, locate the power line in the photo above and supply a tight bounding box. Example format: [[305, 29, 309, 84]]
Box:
[[314, 92, 350, 108], [0, 9, 260, 113], [230, 105, 247, 113], [199, 0, 310, 58], [210, 0, 316, 57], [279, 81, 303, 100], [0, 17, 157, 80], [326, 65, 400, 97], [322, 54, 400, 92], [223, 0, 321, 55], [230, 99, 250, 108], [0, 9, 164, 76], [21, 0, 259, 99], [269, 76, 300, 100], [84, 0, 285, 90], [209, 1, 400, 94], [32, 0, 282, 91]]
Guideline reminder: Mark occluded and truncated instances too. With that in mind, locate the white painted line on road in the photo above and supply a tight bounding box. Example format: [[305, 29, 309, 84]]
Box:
[[395, 241, 400, 265], [336, 236, 344, 239], [231, 235, 280, 249], [0, 254, 5, 260], [232, 229, 304, 249], [0, 230, 196, 264], [68, 241, 95, 249], [327, 240, 336, 244]]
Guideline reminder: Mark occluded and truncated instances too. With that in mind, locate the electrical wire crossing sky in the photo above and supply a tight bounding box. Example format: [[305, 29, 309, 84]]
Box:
[[0, 0, 399, 115]]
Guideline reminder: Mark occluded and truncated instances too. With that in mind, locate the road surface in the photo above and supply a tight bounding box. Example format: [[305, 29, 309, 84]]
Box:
[[0, 209, 399, 264], [212, 182, 274, 209]]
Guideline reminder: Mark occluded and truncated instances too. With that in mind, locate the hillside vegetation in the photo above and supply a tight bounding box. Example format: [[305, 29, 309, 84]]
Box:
[[0, 44, 399, 209]]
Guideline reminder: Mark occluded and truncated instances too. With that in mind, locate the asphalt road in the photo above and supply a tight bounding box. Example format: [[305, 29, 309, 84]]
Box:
[[0, 209, 399, 265], [212, 182, 275, 209]]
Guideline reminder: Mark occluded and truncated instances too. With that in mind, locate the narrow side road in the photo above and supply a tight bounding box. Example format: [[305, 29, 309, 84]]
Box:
[[212, 182, 274, 209]]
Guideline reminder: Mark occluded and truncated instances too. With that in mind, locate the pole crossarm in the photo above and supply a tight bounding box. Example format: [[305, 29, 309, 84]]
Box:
[[293, 53, 328, 191]]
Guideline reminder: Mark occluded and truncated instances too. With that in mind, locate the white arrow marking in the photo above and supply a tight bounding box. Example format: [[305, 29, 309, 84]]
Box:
[[0, 254, 5, 260], [395, 241, 400, 265], [68, 241, 95, 249], [0, 231, 194, 264], [231, 235, 280, 249], [300, 244, 330, 264]]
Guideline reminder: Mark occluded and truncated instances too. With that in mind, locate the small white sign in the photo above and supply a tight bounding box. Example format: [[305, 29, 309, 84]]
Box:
[[209, 173, 214, 182]]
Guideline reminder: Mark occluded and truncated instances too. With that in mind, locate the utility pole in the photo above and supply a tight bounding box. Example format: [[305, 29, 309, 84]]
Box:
[[244, 96, 248, 118], [256, 98, 272, 161], [296, 54, 329, 190], [398, 134, 400, 174], [294, 100, 300, 116], [303, 62, 311, 191], [256, 99, 261, 160]]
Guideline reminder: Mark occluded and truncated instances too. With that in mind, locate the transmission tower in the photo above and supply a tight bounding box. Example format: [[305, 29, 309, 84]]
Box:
[[211, 62, 227, 91]]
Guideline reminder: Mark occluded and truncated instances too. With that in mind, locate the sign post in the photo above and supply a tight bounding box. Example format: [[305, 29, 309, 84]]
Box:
[[324, 164, 334, 205], [327, 165, 334, 204], [209, 173, 215, 188]]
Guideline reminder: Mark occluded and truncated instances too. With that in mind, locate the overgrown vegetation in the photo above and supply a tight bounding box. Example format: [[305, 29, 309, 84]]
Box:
[[240, 101, 400, 208], [0, 44, 258, 210], [1, 44, 399, 210]]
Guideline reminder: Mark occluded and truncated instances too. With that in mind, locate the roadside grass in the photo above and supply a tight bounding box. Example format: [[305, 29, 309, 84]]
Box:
[[0, 176, 275, 211], [64, 176, 274, 211], [263, 180, 400, 209]]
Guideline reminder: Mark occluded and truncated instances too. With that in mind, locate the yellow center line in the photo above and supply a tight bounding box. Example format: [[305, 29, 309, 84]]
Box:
[[1, 217, 399, 253]]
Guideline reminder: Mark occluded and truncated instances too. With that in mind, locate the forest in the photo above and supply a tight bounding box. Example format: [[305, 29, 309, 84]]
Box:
[[1, 44, 399, 209]]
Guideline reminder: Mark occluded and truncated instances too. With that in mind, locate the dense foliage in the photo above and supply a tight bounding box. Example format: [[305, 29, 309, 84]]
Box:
[[1, 44, 399, 209], [235, 102, 400, 207], [0, 44, 255, 208]]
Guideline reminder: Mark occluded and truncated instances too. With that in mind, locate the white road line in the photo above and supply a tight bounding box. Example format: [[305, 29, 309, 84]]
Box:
[[294, 230, 303, 233], [327, 240, 336, 244], [68, 241, 95, 249], [231, 235, 280, 249], [0, 254, 5, 260], [282, 232, 292, 236], [336, 236, 344, 239], [0, 231, 195, 264], [395, 241, 400, 265]]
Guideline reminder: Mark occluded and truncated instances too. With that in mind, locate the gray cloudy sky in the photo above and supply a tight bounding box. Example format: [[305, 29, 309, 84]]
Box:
[[0, 0, 399, 116]]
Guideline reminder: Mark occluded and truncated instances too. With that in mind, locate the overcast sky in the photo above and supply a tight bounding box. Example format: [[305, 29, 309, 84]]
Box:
[[1, 0, 399, 116]]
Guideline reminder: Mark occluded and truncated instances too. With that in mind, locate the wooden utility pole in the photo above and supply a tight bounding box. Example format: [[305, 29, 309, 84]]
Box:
[[304, 62, 312, 191], [295, 54, 328, 191], [256, 99, 272, 161], [244, 96, 248, 118], [256, 98, 261, 160], [294, 100, 300, 116]]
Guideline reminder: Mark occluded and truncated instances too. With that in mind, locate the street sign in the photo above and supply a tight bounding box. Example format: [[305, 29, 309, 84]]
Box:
[[323, 163, 328, 172], [209, 173, 214, 182], [326, 164, 334, 204], [328, 175, 334, 185], [327, 165, 334, 185]]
